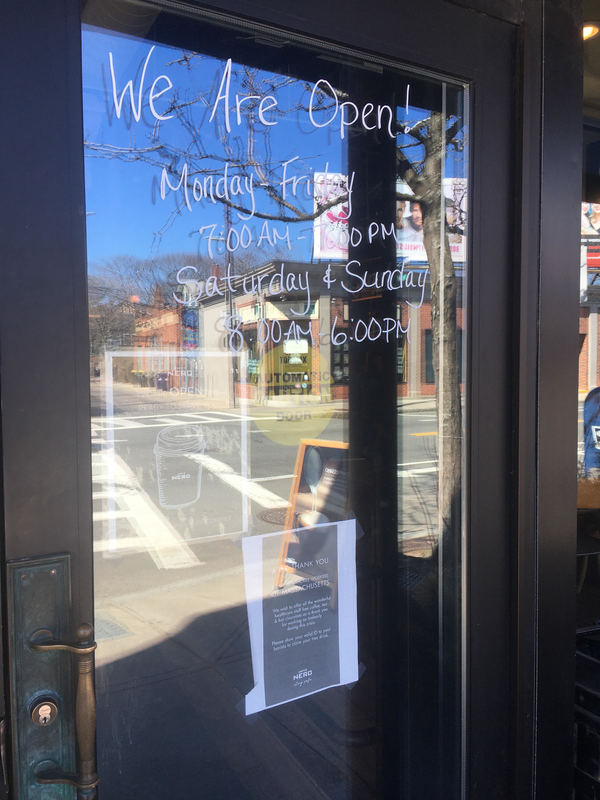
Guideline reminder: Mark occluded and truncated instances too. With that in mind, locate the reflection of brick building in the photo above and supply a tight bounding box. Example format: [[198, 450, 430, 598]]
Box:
[[179, 261, 465, 403], [132, 294, 202, 393], [321, 291, 464, 400]]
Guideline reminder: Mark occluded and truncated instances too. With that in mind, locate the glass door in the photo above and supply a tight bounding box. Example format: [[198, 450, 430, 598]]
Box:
[[82, 5, 466, 797], [1, 1, 516, 798]]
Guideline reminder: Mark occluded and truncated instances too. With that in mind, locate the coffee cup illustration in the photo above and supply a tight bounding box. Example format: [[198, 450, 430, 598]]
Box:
[[154, 425, 205, 509]]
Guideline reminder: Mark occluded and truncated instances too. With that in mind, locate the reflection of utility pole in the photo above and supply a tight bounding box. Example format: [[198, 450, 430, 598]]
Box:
[[225, 203, 237, 408]]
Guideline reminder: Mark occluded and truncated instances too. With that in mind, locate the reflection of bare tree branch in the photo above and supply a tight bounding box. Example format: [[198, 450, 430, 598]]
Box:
[[88, 56, 333, 238], [86, 56, 350, 244], [445, 118, 463, 147], [395, 116, 430, 143], [85, 142, 164, 158], [200, 189, 347, 223], [86, 142, 348, 224], [397, 149, 424, 194]]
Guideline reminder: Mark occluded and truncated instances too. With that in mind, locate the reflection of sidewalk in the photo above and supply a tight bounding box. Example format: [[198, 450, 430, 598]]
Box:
[[91, 377, 436, 418], [397, 396, 436, 412], [91, 377, 349, 417], [91, 377, 232, 416], [94, 549, 348, 798]]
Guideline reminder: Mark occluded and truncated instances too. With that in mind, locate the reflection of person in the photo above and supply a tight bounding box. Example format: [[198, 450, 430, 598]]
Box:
[[396, 200, 406, 229], [583, 202, 600, 235], [400, 201, 424, 243], [582, 202, 594, 235], [409, 201, 423, 231]]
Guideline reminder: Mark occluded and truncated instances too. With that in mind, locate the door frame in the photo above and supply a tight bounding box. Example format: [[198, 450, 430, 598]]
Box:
[[0, 0, 582, 797], [516, 1, 582, 797]]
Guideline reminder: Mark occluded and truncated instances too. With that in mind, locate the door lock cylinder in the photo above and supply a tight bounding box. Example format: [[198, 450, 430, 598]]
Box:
[[30, 699, 58, 728]]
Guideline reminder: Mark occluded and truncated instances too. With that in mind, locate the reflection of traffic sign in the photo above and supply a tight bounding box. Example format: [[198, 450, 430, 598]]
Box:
[[584, 387, 600, 474], [276, 439, 348, 588]]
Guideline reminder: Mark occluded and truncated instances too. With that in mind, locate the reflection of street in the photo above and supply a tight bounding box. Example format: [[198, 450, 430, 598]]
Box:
[[398, 410, 439, 558], [91, 380, 438, 628], [91, 381, 439, 554], [93, 448, 201, 568], [90, 379, 440, 797]]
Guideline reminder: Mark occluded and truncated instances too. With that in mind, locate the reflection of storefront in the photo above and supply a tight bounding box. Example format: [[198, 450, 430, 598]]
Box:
[[262, 339, 312, 396], [236, 293, 320, 398], [132, 302, 203, 393], [185, 263, 323, 403], [185, 261, 464, 403]]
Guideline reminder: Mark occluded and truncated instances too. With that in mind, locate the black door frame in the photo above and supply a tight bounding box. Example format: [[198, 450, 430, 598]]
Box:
[[516, 2, 582, 797], [0, 0, 582, 798]]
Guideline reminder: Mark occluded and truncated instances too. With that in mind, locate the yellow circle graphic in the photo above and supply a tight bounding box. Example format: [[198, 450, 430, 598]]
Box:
[[249, 342, 337, 446]]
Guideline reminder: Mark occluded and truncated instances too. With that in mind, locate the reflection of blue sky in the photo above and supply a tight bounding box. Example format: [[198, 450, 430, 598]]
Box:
[[82, 26, 345, 266], [82, 26, 465, 269]]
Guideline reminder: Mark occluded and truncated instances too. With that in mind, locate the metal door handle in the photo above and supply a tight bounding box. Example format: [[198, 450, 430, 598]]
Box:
[[30, 623, 99, 797]]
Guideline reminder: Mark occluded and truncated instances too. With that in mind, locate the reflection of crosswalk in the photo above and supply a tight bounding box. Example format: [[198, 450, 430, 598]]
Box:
[[92, 405, 288, 563], [91, 410, 263, 439], [397, 459, 438, 478], [188, 453, 285, 509], [92, 451, 203, 570], [397, 467, 437, 477]]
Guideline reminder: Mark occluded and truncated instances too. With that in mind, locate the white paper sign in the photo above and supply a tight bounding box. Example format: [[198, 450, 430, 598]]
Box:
[[243, 519, 358, 714]]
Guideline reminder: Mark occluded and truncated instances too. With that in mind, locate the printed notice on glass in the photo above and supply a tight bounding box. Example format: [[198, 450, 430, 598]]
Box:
[[243, 519, 358, 714]]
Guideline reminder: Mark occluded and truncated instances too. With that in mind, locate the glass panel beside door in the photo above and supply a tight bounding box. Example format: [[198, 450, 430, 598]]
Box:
[[81, 2, 468, 796]]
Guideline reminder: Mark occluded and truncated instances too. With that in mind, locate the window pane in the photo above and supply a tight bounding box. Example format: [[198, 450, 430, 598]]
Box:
[[82, 3, 468, 796]]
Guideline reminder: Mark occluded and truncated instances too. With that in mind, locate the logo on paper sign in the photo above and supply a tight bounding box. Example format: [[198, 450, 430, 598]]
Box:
[[293, 668, 313, 685], [593, 426, 600, 450]]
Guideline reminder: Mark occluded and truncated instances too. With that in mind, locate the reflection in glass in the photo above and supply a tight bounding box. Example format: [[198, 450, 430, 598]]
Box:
[[83, 3, 467, 797], [575, 129, 600, 786]]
